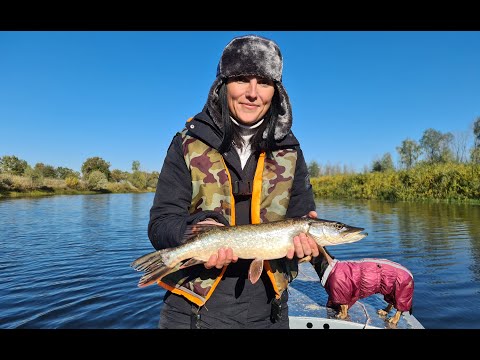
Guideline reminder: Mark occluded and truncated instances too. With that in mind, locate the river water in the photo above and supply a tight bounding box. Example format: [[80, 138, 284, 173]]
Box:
[[1, 193, 479, 329]]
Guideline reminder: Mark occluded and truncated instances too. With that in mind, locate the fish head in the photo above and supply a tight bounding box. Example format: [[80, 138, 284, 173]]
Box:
[[307, 218, 367, 246]]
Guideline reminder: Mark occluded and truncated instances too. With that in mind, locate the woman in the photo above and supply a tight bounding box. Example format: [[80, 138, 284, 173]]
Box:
[[148, 34, 319, 329]]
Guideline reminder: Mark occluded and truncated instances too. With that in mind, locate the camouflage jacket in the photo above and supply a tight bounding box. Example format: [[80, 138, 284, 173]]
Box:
[[148, 110, 316, 307]]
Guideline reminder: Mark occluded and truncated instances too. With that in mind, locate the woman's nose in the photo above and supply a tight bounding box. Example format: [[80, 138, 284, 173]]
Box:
[[245, 79, 258, 98]]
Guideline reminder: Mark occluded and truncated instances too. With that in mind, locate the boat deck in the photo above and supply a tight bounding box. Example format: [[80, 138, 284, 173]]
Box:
[[288, 262, 424, 329]]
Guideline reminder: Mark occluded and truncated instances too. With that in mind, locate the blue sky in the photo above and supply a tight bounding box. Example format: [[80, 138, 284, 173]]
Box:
[[1, 31, 479, 173]]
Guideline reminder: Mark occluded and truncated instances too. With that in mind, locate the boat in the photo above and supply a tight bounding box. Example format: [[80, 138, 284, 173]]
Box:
[[288, 262, 424, 329]]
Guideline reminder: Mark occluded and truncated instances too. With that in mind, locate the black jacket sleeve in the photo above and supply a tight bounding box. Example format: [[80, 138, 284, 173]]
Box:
[[285, 146, 316, 218], [148, 133, 228, 251]]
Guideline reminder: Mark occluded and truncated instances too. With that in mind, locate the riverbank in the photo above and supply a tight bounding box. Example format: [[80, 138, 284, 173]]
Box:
[[0, 173, 154, 200], [310, 162, 480, 204], [2, 162, 479, 203], [0, 188, 154, 199]]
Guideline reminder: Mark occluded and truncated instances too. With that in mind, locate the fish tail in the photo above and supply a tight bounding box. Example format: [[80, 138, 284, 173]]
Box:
[[130, 250, 164, 271], [131, 250, 172, 287], [137, 266, 173, 287]]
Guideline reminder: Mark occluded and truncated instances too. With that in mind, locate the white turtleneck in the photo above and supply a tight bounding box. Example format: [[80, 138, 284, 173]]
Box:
[[231, 117, 264, 169]]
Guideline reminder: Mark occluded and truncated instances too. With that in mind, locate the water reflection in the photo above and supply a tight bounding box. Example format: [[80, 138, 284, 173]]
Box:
[[0, 194, 479, 328]]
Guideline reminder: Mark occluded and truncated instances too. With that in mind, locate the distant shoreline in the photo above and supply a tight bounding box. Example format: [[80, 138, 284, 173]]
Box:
[[0, 188, 155, 200], [2, 162, 479, 204], [0, 172, 156, 200]]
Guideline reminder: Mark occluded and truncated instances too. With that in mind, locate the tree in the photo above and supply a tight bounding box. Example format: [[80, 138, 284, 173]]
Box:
[[396, 138, 422, 169], [23, 166, 43, 186], [372, 152, 395, 172], [132, 160, 140, 172], [342, 164, 355, 174], [34, 163, 57, 178], [323, 163, 342, 176], [129, 171, 147, 190], [110, 169, 129, 183], [473, 116, 480, 148], [0, 155, 28, 175], [81, 157, 111, 180], [146, 171, 159, 188], [56, 167, 80, 180], [451, 130, 471, 163], [308, 160, 320, 177], [419, 128, 454, 163], [471, 147, 480, 164], [440, 132, 454, 163]]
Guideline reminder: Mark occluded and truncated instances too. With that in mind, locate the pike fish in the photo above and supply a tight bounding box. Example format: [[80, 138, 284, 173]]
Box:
[[131, 217, 367, 287]]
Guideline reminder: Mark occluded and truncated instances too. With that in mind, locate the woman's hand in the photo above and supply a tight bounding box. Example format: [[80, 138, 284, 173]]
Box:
[[197, 218, 238, 269], [286, 211, 320, 260], [204, 247, 239, 269]]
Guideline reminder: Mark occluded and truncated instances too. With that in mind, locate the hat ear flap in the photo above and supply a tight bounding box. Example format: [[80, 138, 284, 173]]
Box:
[[206, 78, 224, 130], [262, 83, 292, 140]]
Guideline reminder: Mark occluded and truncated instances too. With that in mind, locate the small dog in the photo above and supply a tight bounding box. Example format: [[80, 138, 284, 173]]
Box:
[[307, 247, 414, 326]]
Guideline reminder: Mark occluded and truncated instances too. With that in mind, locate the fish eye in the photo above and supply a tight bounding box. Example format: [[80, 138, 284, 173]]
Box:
[[333, 223, 343, 231]]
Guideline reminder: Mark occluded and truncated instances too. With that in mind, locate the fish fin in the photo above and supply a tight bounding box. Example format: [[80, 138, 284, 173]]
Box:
[[183, 224, 220, 242], [179, 258, 205, 269], [131, 250, 171, 287], [138, 266, 173, 287], [131, 250, 164, 272], [248, 259, 264, 284]]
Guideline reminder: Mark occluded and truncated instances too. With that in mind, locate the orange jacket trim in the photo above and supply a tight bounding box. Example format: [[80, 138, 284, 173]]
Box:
[[157, 265, 228, 307], [251, 152, 265, 225], [251, 151, 281, 299]]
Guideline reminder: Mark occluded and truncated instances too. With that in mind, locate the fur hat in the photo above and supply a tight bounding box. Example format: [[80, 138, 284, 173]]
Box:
[[206, 35, 292, 141]]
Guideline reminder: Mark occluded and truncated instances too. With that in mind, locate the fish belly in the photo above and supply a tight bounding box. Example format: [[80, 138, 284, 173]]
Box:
[[168, 228, 296, 264]]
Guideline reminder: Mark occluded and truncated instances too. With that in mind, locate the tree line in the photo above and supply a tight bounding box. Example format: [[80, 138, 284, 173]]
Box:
[[0, 156, 159, 195], [308, 117, 480, 177], [306, 117, 480, 202]]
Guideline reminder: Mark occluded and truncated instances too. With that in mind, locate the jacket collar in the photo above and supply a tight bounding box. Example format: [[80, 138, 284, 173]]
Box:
[[186, 110, 300, 151]]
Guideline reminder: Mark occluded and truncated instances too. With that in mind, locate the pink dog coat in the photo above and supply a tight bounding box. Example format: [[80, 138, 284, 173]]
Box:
[[320, 258, 414, 312]]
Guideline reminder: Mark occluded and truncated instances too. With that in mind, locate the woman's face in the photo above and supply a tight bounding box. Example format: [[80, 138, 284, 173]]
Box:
[[226, 75, 275, 126]]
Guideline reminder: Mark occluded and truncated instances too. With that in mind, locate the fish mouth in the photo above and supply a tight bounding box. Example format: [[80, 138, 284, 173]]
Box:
[[342, 227, 368, 243], [346, 225, 365, 234]]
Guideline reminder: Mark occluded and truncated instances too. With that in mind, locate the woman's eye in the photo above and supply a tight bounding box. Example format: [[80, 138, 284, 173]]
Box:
[[233, 76, 248, 83], [258, 79, 273, 86]]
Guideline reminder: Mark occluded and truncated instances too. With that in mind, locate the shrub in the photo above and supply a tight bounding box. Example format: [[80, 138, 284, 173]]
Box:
[[0, 175, 13, 190], [129, 171, 147, 190], [87, 170, 108, 191], [65, 176, 80, 189]]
